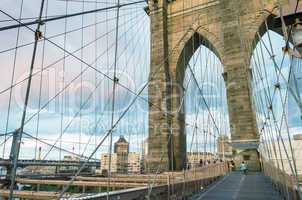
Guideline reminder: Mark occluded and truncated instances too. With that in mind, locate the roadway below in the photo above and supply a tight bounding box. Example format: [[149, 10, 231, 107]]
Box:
[[194, 172, 283, 200]]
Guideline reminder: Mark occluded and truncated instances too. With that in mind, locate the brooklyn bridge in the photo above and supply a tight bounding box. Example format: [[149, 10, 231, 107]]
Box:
[[0, 0, 301, 199]]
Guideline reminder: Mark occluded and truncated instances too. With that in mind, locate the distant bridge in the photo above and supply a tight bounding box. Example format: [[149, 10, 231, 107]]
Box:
[[0, 159, 100, 168]]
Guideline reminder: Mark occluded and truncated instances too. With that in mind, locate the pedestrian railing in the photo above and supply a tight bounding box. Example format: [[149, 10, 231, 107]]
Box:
[[262, 160, 301, 200], [68, 162, 229, 200]]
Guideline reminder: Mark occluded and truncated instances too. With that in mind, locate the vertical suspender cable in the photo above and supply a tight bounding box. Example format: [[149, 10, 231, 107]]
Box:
[[94, 0, 98, 161], [79, 0, 85, 157], [107, 0, 120, 199], [7, 0, 45, 199], [3, 0, 24, 160], [60, 0, 68, 162], [35, 0, 49, 161]]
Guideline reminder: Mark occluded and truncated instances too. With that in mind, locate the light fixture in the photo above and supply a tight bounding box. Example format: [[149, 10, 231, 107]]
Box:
[[292, 19, 302, 54]]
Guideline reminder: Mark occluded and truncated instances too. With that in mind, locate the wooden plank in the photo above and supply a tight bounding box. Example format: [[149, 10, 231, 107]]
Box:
[[75, 176, 167, 183], [0, 190, 69, 200], [16, 178, 147, 188]]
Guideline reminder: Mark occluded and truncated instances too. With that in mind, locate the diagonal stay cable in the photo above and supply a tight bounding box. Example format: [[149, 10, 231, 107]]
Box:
[[257, 32, 302, 112], [0, 9, 140, 55], [0, 7, 145, 103], [0, 15, 65, 23], [0, 10, 142, 97], [187, 62, 221, 135], [0, 0, 147, 32], [264, 57, 302, 198], [252, 43, 291, 192], [22, 132, 99, 161], [77, 8, 148, 161], [22, 18, 145, 162], [185, 45, 213, 170], [252, 19, 302, 197], [40, 12, 146, 161], [255, 30, 301, 176], [57, 66, 153, 199], [188, 49, 218, 158], [21, 12, 143, 128]]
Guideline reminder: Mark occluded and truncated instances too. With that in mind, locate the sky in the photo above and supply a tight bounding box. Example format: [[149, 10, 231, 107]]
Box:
[[0, 0, 150, 159], [0, 0, 301, 160], [251, 31, 302, 140]]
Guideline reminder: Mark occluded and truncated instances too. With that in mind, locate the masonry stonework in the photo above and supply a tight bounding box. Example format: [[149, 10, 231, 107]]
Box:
[[146, 0, 294, 172]]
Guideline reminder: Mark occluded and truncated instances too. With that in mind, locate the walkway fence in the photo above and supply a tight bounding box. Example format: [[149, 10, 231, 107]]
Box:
[[262, 160, 301, 200], [68, 162, 229, 200]]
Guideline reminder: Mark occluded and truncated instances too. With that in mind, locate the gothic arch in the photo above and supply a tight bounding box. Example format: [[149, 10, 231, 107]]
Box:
[[172, 25, 224, 85], [248, 0, 298, 60], [163, 24, 225, 171]]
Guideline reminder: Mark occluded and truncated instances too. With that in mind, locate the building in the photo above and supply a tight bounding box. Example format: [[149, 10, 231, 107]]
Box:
[[117, 153, 128, 174], [114, 135, 129, 154], [101, 136, 129, 174], [140, 139, 148, 172], [127, 153, 142, 174], [260, 134, 302, 177], [101, 153, 118, 173], [217, 135, 232, 159], [101, 136, 142, 174], [114, 135, 129, 173], [142, 139, 148, 157]]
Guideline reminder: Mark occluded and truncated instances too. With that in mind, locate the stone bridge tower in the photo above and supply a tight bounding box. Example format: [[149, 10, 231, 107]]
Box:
[[146, 0, 295, 172]]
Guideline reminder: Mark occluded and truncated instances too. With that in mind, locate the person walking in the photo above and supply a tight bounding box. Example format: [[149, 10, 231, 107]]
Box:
[[240, 161, 248, 175], [230, 160, 235, 171]]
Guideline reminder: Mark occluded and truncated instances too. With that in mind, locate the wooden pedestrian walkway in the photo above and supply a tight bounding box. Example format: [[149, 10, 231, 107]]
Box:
[[195, 172, 283, 200]]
